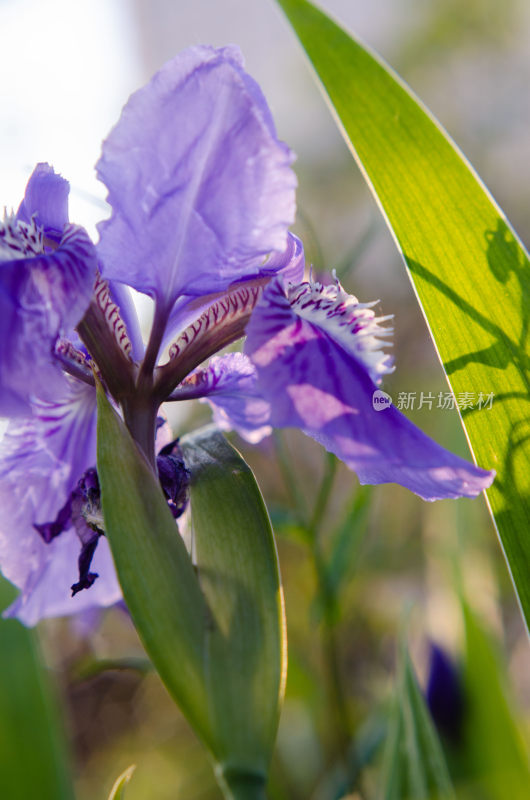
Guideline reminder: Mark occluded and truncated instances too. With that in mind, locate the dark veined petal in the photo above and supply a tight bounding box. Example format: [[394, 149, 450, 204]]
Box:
[[16, 162, 70, 239], [0, 381, 121, 625], [0, 223, 97, 416], [107, 279, 145, 362], [161, 232, 305, 348], [245, 278, 495, 501], [96, 45, 296, 307], [176, 352, 272, 443]]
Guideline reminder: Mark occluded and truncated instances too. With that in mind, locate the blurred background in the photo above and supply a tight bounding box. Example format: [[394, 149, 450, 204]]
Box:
[[1, 0, 529, 797]]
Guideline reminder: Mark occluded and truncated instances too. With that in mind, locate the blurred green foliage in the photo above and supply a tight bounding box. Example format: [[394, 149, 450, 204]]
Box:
[[0, 577, 74, 800]]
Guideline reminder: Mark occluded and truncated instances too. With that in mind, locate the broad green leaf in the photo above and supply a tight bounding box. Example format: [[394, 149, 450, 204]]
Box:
[[97, 387, 284, 797], [181, 427, 286, 790], [460, 602, 530, 798], [380, 639, 455, 800], [0, 576, 75, 800], [107, 765, 136, 800], [96, 385, 213, 749], [275, 0, 530, 626]]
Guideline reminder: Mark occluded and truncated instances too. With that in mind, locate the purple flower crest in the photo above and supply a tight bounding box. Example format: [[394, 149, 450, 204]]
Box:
[[0, 46, 494, 624]]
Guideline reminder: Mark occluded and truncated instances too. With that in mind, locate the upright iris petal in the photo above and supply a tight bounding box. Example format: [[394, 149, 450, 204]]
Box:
[[96, 45, 297, 323], [244, 277, 495, 501], [16, 162, 70, 238]]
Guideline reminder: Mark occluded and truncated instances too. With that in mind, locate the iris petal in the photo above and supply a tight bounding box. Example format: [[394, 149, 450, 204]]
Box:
[[16, 162, 70, 238], [17, 163, 70, 238], [96, 45, 296, 307], [245, 278, 495, 501], [178, 352, 272, 443], [0, 382, 121, 624], [0, 224, 97, 416]]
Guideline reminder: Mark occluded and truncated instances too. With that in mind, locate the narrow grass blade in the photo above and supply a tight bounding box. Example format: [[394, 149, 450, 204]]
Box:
[[380, 638, 455, 799], [107, 765, 136, 800]]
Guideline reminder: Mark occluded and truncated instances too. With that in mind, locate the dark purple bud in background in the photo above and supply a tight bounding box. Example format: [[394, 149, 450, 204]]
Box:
[[426, 642, 464, 743]]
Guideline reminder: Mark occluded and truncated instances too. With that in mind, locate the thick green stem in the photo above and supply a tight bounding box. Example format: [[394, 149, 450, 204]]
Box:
[[121, 396, 158, 471]]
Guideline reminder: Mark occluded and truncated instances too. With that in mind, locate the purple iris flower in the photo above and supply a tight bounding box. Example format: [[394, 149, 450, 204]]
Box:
[[0, 45, 494, 625]]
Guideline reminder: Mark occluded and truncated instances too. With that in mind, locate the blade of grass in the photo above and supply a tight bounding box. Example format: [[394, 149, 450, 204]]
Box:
[[107, 765, 136, 800], [380, 638, 456, 799]]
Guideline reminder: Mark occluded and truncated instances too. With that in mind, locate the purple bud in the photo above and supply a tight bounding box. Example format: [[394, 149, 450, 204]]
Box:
[[426, 642, 464, 743]]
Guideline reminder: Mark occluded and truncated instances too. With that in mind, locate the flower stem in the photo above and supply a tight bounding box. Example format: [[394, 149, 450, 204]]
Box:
[[299, 454, 353, 774], [121, 396, 158, 471], [308, 453, 337, 535], [273, 432, 309, 528], [137, 299, 169, 392]]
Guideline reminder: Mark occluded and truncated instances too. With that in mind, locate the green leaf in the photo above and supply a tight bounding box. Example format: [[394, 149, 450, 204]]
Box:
[[97, 386, 284, 796], [96, 385, 213, 750], [380, 638, 455, 800], [107, 765, 136, 800], [275, 0, 530, 626], [181, 427, 286, 787], [0, 577, 75, 800], [460, 602, 530, 798]]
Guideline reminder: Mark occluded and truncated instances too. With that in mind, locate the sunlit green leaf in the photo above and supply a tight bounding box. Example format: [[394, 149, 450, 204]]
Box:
[[275, 0, 530, 626], [107, 764, 136, 800], [0, 577, 75, 800], [380, 638, 455, 799]]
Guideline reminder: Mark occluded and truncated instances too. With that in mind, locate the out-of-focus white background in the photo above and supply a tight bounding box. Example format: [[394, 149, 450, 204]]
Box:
[[2, 0, 528, 243], [1, 0, 528, 438]]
